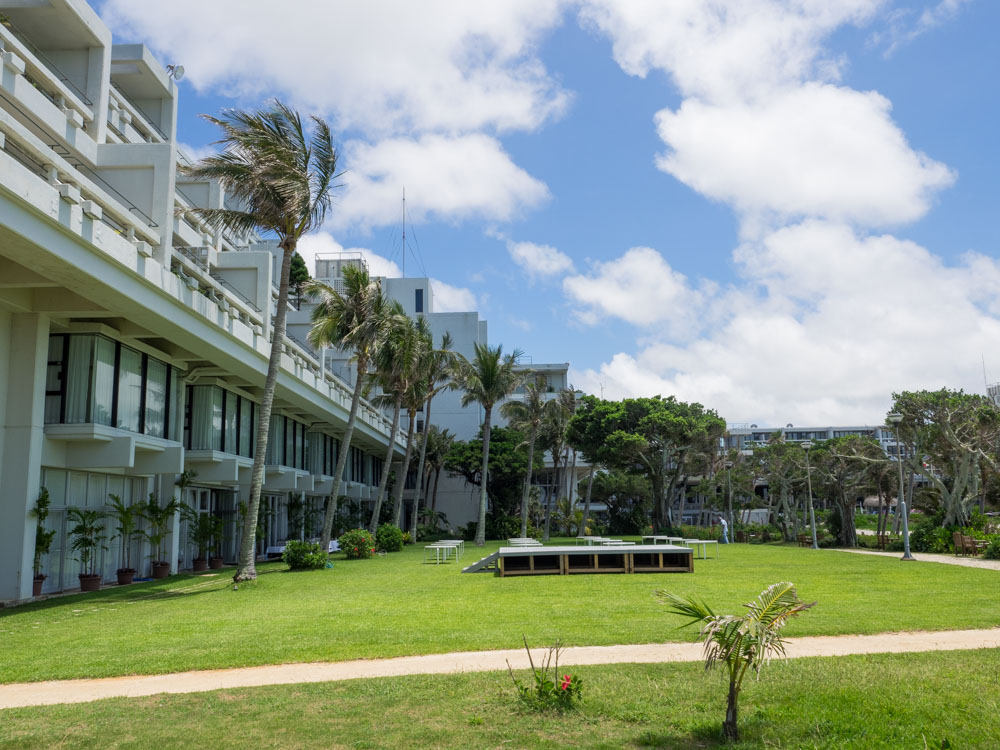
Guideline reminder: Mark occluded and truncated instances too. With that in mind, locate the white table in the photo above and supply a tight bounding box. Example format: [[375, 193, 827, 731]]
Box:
[[642, 535, 685, 545], [424, 543, 459, 564], [601, 539, 635, 546], [508, 538, 543, 547], [439, 539, 465, 557], [575, 536, 604, 545], [683, 539, 719, 559]]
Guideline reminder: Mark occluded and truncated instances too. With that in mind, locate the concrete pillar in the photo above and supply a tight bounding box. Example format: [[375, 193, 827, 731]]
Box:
[[0, 314, 49, 600]]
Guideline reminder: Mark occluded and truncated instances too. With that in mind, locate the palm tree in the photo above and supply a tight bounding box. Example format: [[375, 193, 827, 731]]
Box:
[[423, 425, 455, 512], [368, 308, 421, 533], [181, 102, 339, 582], [391, 320, 432, 528], [660, 582, 815, 741], [539, 387, 577, 541], [409, 333, 457, 541], [500, 374, 552, 538], [307, 265, 393, 554], [457, 343, 524, 546]]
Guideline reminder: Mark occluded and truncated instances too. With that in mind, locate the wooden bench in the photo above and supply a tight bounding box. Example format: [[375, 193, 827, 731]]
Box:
[[797, 534, 810, 547]]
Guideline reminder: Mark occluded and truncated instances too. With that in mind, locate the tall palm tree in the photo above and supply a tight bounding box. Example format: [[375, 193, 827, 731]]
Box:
[[181, 102, 339, 582], [368, 308, 421, 533], [539, 387, 577, 541], [423, 425, 455, 512], [306, 265, 393, 553], [660, 582, 815, 741], [391, 320, 432, 528], [457, 343, 523, 546], [500, 374, 552, 538], [409, 333, 457, 541]]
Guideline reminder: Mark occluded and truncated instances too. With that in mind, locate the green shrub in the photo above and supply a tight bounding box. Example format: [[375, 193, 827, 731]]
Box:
[[908, 511, 954, 553], [282, 540, 328, 570], [376, 523, 404, 553], [983, 537, 1000, 560], [401, 531, 412, 545], [338, 529, 376, 559]]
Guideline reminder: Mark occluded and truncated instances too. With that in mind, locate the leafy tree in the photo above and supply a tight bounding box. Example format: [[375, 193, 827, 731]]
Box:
[[289, 251, 311, 299], [501, 374, 555, 538], [307, 265, 393, 555], [661, 582, 815, 742], [809, 436, 886, 547], [590, 470, 653, 534], [749, 439, 807, 541], [444, 426, 542, 534], [181, 102, 339, 582], [891, 389, 1000, 526], [455, 343, 524, 546]]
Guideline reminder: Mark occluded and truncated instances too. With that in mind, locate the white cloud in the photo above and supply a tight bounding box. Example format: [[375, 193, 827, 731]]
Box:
[[176, 142, 217, 164], [654, 83, 954, 228], [507, 240, 575, 278], [562, 247, 712, 333], [102, 0, 570, 136], [878, 0, 972, 56], [332, 135, 550, 231], [570, 222, 1000, 425], [431, 279, 478, 312]]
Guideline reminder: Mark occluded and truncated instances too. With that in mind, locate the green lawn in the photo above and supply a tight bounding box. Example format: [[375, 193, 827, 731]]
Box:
[[2, 649, 998, 749], [2, 541, 998, 683]]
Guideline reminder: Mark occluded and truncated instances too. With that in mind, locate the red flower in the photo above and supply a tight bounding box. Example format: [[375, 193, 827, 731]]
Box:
[[560, 675, 571, 690]]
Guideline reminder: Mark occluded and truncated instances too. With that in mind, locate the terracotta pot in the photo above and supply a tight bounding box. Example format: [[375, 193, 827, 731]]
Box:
[[32, 575, 45, 597], [79, 574, 101, 592], [151, 562, 171, 579], [116, 569, 135, 585], [192, 558, 209, 572], [209, 557, 225, 570]]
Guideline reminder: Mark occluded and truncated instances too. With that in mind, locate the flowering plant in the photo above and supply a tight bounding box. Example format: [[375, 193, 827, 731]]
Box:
[[338, 528, 376, 559], [506, 636, 582, 711]]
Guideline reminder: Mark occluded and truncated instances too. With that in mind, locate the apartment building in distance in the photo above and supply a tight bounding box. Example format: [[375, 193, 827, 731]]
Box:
[[0, 0, 405, 602]]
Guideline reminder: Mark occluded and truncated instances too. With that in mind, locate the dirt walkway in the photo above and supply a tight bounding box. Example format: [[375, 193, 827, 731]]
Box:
[[2, 628, 999, 710], [836, 548, 1000, 571]]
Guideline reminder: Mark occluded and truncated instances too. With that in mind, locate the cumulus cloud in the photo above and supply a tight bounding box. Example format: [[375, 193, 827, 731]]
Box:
[[654, 83, 954, 228], [562, 247, 713, 333], [507, 240, 575, 278], [431, 279, 478, 312], [332, 135, 550, 231], [570, 222, 1000, 425], [877, 0, 972, 56], [103, 0, 570, 136]]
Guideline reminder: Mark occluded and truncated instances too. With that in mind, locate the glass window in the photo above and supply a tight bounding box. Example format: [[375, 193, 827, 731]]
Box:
[[64, 336, 94, 424], [285, 418, 295, 467], [45, 336, 65, 424], [145, 359, 167, 438], [189, 385, 222, 450], [168, 368, 184, 442], [117, 346, 143, 432], [415, 288, 423, 313], [239, 399, 254, 458], [224, 392, 238, 454], [266, 415, 284, 464]]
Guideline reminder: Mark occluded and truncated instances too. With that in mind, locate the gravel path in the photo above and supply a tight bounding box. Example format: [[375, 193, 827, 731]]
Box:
[[836, 548, 1000, 571], [2, 628, 999, 710]]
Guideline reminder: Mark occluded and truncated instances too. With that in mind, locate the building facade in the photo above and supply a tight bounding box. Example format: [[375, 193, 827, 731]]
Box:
[[0, 0, 404, 602]]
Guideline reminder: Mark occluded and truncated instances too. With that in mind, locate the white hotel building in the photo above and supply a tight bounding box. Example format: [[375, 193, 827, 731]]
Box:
[[0, 0, 407, 602]]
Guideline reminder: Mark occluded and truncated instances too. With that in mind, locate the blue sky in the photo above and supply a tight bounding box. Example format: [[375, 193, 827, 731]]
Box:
[[101, 0, 999, 426]]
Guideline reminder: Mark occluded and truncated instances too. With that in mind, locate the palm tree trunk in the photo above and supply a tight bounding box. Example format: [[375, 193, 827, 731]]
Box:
[[319, 354, 368, 554], [544, 454, 560, 542], [409, 397, 434, 541], [520, 426, 537, 538], [369, 395, 402, 533], [723, 681, 740, 741], [568, 449, 578, 509], [431, 467, 441, 511], [234, 244, 293, 582], [475, 406, 493, 546], [392, 410, 417, 528], [579, 465, 595, 537]]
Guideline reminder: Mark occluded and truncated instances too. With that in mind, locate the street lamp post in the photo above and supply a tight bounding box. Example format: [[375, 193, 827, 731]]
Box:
[[724, 459, 734, 538], [802, 440, 819, 549], [887, 413, 915, 561]]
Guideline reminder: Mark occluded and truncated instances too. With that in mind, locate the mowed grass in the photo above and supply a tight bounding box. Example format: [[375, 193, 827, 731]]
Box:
[[2, 541, 999, 683], [3, 649, 999, 749]]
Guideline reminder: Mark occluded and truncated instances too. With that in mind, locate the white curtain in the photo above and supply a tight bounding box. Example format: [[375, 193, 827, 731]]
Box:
[[93, 337, 116, 426], [189, 386, 221, 450], [64, 335, 93, 423], [117, 346, 142, 432], [144, 359, 167, 438]]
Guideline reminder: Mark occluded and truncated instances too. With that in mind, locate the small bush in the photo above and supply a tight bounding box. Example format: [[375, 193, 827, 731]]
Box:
[[339, 528, 376, 559], [983, 538, 1000, 560], [282, 540, 328, 570], [507, 638, 582, 712], [401, 531, 412, 545], [376, 523, 404, 553]]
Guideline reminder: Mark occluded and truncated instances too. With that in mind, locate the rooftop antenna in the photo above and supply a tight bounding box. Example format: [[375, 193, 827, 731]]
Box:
[[982, 353, 989, 389], [401, 187, 406, 278]]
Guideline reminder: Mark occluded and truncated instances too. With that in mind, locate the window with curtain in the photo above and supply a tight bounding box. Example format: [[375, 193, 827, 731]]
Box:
[[168, 370, 184, 442], [144, 359, 167, 438], [285, 418, 295, 467], [189, 385, 222, 450], [64, 335, 94, 423], [116, 346, 143, 432], [93, 337, 116, 426], [224, 392, 238, 454], [239, 399, 254, 458], [266, 415, 284, 464], [45, 336, 65, 424]]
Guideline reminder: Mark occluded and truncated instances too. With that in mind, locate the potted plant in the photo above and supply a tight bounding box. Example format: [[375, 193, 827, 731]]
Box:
[[188, 513, 215, 571], [29, 488, 57, 596], [67, 507, 107, 592], [141, 493, 179, 579], [107, 494, 142, 585], [209, 515, 225, 569]]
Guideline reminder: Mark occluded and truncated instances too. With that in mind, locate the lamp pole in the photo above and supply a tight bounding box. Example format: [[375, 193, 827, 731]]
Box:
[[725, 459, 734, 538], [887, 413, 915, 561], [802, 440, 818, 549]]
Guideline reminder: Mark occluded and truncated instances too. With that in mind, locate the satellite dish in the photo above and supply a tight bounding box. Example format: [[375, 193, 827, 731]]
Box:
[[166, 64, 185, 81], [786, 423, 793, 428], [750, 424, 757, 429]]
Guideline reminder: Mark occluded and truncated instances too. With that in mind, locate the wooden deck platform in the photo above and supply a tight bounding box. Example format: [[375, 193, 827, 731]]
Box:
[[495, 545, 694, 577]]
